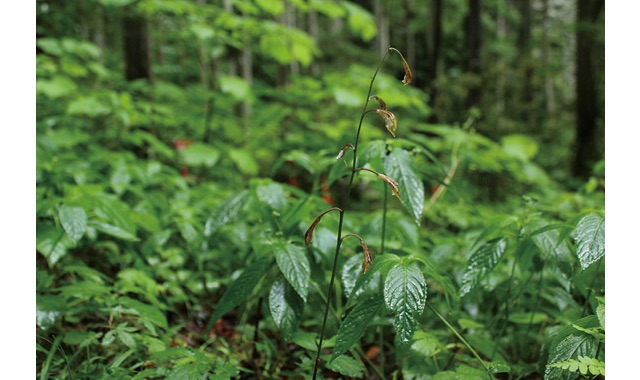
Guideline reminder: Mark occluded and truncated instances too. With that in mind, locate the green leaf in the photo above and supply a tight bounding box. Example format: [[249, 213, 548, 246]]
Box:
[[347, 254, 400, 302], [384, 149, 425, 226], [219, 75, 251, 101], [501, 134, 538, 160], [90, 221, 139, 241], [332, 293, 384, 361], [325, 354, 365, 378], [36, 294, 66, 330], [204, 191, 249, 237], [36, 76, 78, 98], [67, 96, 111, 117], [166, 363, 211, 380], [544, 316, 601, 380], [92, 193, 138, 238], [181, 142, 221, 167], [228, 148, 259, 176], [119, 297, 168, 330], [209, 256, 270, 324], [269, 278, 304, 340], [36, 225, 76, 266], [58, 205, 87, 242], [459, 238, 508, 297], [256, 182, 287, 213], [384, 261, 427, 348], [342, 2, 377, 42], [574, 212, 605, 269], [273, 241, 310, 302]]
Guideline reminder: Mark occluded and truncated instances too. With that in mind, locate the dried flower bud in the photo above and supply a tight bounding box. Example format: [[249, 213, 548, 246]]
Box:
[[369, 95, 387, 111], [336, 143, 355, 160], [304, 207, 342, 246], [342, 233, 373, 274], [389, 47, 413, 86], [357, 168, 402, 200], [376, 109, 398, 137]]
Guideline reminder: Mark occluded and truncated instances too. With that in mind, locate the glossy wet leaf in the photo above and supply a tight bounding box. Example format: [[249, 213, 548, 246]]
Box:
[[574, 212, 605, 269], [384, 149, 424, 226], [36, 225, 76, 266], [269, 278, 304, 340], [204, 191, 249, 237], [384, 261, 427, 348], [459, 238, 507, 297], [273, 241, 310, 302], [331, 292, 384, 361], [544, 315, 601, 380]]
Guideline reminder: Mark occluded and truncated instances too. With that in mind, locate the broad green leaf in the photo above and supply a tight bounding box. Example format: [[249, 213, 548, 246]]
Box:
[[119, 297, 168, 330], [273, 242, 310, 302], [501, 134, 538, 160], [384, 149, 425, 226], [269, 278, 304, 340], [331, 293, 384, 361], [347, 254, 400, 302], [255, 0, 284, 15], [219, 75, 251, 101], [529, 221, 572, 262], [384, 261, 427, 348], [342, 2, 377, 42], [58, 205, 87, 242], [325, 354, 365, 378], [92, 193, 137, 237], [67, 96, 111, 117], [341, 254, 363, 297], [166, 363, 211, 380], [574, 212, 605, 269], [544, 316, 601, 380], [459, 238, 507, 298], [209, 256, 270, 324], [36, 76, 78, 98], [90, 221, 139, 241], [36, 225, 76, 266], [36, 294, 66, 330], [256, 182, 287, 213], [204, 191, 249, 237], [181, 142, 221, 167], [545, 335, 599, 380], [228, 148, 259, 176]]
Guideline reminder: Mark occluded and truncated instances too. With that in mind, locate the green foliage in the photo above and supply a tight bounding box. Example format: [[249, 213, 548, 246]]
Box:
[[36, 1, 604, 378]]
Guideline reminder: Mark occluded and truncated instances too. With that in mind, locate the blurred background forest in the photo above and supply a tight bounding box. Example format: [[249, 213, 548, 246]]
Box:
[[36, 0, 605, 378]]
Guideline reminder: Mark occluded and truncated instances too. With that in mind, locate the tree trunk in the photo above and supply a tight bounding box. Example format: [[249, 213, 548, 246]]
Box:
[[123, 13, 152, 82], [516, 0, 533, 126], [426, 0, 442, 122], [464, 0, 482, 108], [573, 0, 604, 179]]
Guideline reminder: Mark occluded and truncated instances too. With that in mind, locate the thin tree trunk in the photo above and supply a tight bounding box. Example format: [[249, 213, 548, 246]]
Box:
[[426, 0, 442, 122], [123, 13, 152, 82], [309, 8, 320, 76], [464, 0, 482, 108], [516, 0, 533, 126], [374, 0, 390, 56], [573, 0, 604, 179], [542, 0, 556, 116]]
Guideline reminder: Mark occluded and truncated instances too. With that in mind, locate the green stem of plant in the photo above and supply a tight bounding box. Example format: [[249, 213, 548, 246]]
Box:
[[426, 302, 492, 376], [312, 48, 392, 380]]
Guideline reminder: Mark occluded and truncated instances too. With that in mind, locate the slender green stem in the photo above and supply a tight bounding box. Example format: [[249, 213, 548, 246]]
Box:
[[312, 48, 393, 380], [426, 303, 493, 376]]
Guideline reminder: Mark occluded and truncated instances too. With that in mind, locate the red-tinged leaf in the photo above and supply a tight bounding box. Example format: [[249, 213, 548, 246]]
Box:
[[342, 233, 373, 274], [375, 109, 398, 137]]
